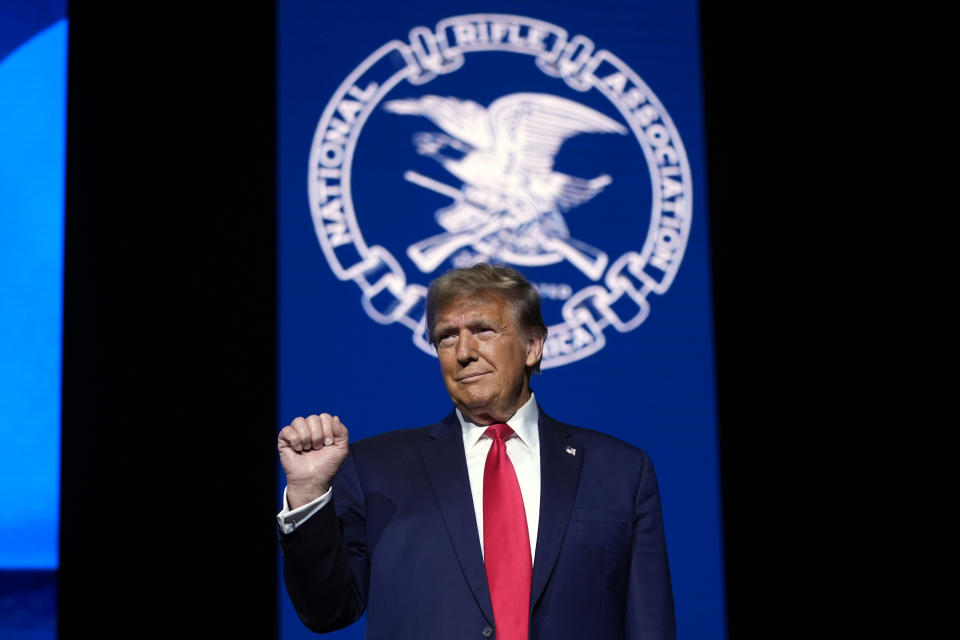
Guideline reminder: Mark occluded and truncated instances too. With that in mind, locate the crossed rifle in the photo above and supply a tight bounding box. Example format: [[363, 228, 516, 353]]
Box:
[[403, 171, 609, 281]]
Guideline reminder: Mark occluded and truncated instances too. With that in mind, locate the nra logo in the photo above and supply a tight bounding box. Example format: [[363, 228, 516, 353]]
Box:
[[308, 14, 691, 368]]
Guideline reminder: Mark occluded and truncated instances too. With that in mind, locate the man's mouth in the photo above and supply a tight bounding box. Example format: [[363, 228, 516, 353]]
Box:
[[456, 371, 489, 382]]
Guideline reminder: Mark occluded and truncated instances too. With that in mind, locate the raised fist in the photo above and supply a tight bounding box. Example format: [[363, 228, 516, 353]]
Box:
[[277, 413, 349, 509]]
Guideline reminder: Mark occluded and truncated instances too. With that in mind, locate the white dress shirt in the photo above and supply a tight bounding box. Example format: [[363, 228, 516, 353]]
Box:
[[459, 394, 540, 561], [278, 394, 541, 562]]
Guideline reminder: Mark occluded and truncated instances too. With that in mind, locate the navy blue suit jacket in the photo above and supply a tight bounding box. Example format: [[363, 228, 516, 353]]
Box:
[[279, 407, 675, 639]]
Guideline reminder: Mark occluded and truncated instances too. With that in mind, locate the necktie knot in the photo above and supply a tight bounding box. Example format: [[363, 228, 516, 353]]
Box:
[[484, 423, 514, 441]]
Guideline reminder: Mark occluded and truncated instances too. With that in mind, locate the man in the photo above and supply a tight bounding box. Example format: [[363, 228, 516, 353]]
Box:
[[277, 264, 675, 639]]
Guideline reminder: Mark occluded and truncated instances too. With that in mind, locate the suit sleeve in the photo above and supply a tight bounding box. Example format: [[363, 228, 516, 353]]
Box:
[[278, 450, 370, 633], [626, 452, 676, 639]]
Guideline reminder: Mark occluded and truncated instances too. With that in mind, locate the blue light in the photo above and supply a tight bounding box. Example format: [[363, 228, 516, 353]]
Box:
[[0, 18, 67, 569]]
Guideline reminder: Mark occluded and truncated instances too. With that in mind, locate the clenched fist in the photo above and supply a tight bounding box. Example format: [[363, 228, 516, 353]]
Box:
[[278, 413, 349, 509]]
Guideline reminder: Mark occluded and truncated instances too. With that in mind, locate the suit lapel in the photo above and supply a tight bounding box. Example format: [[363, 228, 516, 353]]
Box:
[[531, 408, 583, 611], [418, 412, 494, 625]]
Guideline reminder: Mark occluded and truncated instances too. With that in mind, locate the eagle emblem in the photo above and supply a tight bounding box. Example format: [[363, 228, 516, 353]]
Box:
[[384, 92, 627, 280]]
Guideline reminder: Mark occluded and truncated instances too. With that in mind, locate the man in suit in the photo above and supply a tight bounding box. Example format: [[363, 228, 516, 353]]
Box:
[[277, 264, 675, 639]]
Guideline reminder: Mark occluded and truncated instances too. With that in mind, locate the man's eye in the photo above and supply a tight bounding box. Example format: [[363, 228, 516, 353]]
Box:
[[477, 328, 496, 339], [438, 334, 457, 347]]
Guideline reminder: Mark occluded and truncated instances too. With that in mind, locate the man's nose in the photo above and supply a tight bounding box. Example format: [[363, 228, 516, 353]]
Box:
[[456, 332, 478, 364]]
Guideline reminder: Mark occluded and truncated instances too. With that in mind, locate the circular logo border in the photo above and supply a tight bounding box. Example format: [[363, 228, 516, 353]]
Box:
[[308, 14, 692, 369]]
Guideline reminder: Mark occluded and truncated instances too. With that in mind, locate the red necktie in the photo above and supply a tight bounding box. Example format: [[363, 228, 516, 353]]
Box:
[[483, 423, 532, 640]]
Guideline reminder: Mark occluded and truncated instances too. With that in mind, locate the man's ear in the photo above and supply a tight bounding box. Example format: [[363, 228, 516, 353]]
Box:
[[525, 332, 545, 368]]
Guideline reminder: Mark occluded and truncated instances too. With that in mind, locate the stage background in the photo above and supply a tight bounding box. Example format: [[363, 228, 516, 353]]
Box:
[[1, 0, 66, 637], [58, 3, 278, 637], [278, 2, 723, 638]]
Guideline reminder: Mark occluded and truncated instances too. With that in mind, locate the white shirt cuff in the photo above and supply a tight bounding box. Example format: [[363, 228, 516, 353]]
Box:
[[276, 486, 332, 534]]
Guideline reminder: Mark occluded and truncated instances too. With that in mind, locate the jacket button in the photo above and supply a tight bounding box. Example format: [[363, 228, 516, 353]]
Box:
[[482, 625, 493, 638]]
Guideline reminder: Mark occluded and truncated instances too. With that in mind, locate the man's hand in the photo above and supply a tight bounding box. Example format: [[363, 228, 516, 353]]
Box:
[[278, 413, 349, 509]]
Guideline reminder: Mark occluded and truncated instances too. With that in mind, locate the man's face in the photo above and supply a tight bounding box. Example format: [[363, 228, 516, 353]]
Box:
[[433, 293, 544, 425]]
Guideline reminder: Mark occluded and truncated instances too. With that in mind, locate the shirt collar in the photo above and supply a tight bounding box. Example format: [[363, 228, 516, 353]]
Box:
[[458, 392, 540, 451]]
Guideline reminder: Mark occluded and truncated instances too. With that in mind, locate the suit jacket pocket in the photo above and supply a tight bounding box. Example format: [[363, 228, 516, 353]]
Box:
[[575, 508, 630, 523]]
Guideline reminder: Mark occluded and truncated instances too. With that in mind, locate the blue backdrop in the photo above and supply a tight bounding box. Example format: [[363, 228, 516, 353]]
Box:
[[278, 2, 723, 637], [0, 1, 66, 637]]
